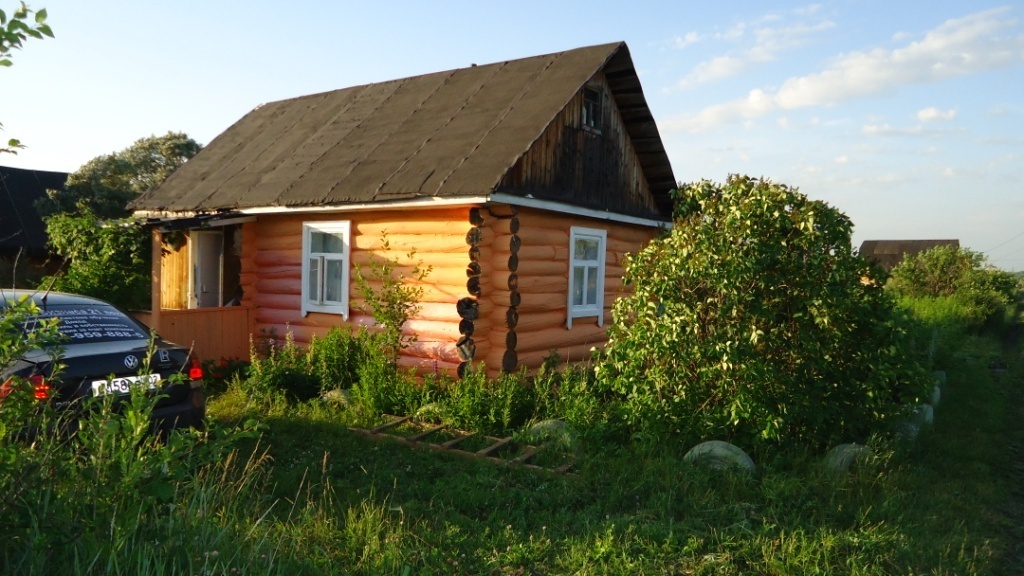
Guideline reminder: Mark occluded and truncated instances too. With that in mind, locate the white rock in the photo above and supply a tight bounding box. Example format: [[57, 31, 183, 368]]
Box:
[[914, 404, 934, 427], [683, 440, 756, 474], [824, 443, 869, 473]]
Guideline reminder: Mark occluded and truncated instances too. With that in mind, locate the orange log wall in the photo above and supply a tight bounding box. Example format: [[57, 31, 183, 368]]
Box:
[[478, 206, 658, 374], [239, 207, 475, 374]]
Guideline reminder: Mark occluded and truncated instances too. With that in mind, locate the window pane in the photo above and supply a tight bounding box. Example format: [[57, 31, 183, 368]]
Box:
[[586, 266, 598, 305], [324, 258, 345, 303], [311, 231, 345, 254], [572, 266, 584, 306], [307, 257, 320, 303], [575, 238, 599, 261]]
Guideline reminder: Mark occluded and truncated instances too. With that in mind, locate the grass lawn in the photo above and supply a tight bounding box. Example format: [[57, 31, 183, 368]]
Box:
[[203, 332, 1024, 575]]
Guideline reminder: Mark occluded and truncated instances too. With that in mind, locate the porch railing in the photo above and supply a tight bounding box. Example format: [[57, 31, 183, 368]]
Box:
[[133, 306, 254, 363]]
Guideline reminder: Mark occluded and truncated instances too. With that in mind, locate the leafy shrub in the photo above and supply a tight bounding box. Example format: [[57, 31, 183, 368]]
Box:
[[245, 326, 374, 403], [887, 245, 1020, 333], [40, 213, 151, 311], [531, 354, 609, 435], [352, 233, 431, 358], [436, 366, 534, 436], [350, 332, 433, 417], [597, 175, 929, 448], [202, 356, 251, 394]]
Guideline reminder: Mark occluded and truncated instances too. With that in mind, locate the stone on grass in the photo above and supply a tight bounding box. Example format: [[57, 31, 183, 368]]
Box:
[[523, 419, 574, 447], [914, 404, 935, 427], [321, 388, 352, 406], [414, 403, 443, 422], [894, 420, 920, 443], [683, 441, 756, 474], [931, 384, 941, 407], [824, 443, 870, 473]]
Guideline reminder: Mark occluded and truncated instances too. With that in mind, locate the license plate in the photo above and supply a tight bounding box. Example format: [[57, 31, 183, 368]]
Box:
[[91, 374, 161, 396]]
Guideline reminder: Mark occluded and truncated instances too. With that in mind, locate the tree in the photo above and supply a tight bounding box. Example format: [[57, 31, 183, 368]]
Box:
[[39, 132, 202, 310], [597, 175, 928, 448], [887, 245, 1020, 330], [1, 3, 53, 154], [37, 132, 202, 218]]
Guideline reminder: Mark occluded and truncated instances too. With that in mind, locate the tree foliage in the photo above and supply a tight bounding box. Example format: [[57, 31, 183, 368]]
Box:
[[40, 213, 150, 310], [38, 131, 201, 218], [887, 245, 1020, 330], [38, 132, 201, 310], [1, 3, 53, 153], [597, 175, 928, 448]]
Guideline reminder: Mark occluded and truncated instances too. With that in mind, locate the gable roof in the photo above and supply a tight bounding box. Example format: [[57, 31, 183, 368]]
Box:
[[859, 239, 960, 271], [0, 165, 67, 258], [130, 42, 675, 217]]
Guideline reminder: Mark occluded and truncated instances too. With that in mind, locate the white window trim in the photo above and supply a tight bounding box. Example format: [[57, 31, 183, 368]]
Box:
[[567, 226, 607, 329], [301, 221, 351, 318]]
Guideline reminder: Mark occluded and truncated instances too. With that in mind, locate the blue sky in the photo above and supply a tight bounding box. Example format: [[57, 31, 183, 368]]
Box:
[[3, 1, 1023, 269]]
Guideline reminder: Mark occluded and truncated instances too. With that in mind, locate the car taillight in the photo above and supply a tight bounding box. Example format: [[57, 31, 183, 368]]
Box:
[[189, 359, 203, 380], [29, 375, 50, 400], [0, 378, 14, 400]]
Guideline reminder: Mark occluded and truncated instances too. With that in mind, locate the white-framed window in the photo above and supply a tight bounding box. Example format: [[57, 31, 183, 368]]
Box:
[[301, 221, 351, 318], [567, 226, 607, 329]]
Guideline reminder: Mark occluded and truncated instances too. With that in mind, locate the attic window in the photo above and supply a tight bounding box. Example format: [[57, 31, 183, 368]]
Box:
[[582, 87, 602, 131]]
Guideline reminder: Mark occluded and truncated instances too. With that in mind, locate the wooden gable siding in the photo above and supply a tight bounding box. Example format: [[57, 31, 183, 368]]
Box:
[[475, 206, 657, 374], [239, 207, 476, 374], [497, 72, 660, 219]]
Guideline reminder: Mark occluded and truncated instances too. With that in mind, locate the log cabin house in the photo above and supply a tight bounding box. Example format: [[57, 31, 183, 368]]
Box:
[[130, 42, 676, 376]]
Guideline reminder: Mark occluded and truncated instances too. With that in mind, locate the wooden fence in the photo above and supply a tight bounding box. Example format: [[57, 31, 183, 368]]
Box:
[[133, 307, 254, 362]]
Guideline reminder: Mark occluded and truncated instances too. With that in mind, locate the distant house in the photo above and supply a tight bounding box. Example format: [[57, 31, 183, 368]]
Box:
[[859, 239, 960, 272], [130, 42, 676, 374], [0, 165, 67, 287]]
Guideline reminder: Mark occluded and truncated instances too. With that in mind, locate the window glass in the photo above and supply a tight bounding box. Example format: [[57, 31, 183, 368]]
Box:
[[568, 226, 607, 328], [575, 238, 599, 260], [23, 305, 148, 344], [311, 231, 345, 254], [586, 266, 599, 305], [302, 221, 351, 317], [307, 257, 320, 302], [573, 266, 585, 306], [325, 259, 345, 303]]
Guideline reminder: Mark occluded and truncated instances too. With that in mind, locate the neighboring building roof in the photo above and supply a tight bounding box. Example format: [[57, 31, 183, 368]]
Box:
[[859, 239, 960, 271], [0, 165, 68, 258], [130, 42, 675, 217]]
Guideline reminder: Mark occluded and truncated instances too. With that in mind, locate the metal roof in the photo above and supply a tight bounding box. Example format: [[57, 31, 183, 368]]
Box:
[[130, 42, 675, 216]]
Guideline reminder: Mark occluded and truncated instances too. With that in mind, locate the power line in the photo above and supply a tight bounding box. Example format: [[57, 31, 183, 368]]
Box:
[[982, 229, 1024, 254]]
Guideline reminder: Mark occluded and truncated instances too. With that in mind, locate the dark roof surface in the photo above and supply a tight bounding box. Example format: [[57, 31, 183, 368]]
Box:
[[130, 42, 675, 215], [859, 239, 961, 271], [0, 166, 67, 257]]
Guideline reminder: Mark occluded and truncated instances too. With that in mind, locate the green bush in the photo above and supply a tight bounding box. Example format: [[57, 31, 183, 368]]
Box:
[[887, 245, 1020, 334], [245, 327, 374, 404], [435, 367, 534, 436], [597, 175, 929, 448], [350, 333, 433, 417], [40, 213, 151, 311]]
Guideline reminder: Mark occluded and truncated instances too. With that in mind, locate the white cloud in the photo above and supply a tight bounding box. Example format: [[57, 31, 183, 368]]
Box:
[[673, 32, 700, 49], [862, 123, 924, 136], [917, 107, 957, 121], [668, 8, 1024, 132], [676, 11, 834, 90], [835, 155, 849, 164]]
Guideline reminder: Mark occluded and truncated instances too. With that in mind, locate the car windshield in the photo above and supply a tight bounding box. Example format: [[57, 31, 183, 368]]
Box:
[[22, 304, 149, 344]]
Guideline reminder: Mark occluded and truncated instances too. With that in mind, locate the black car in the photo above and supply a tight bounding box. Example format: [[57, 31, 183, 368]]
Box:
[[0, 290, 205, 433]]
